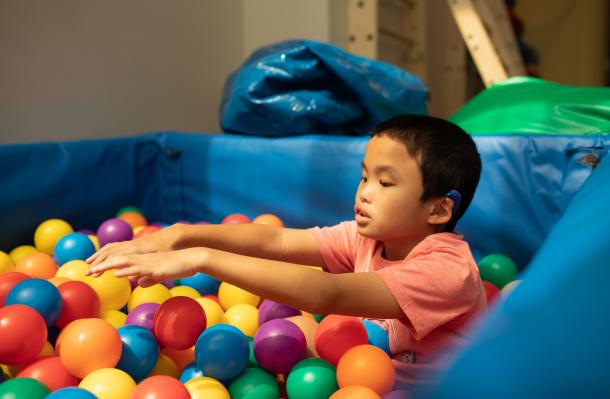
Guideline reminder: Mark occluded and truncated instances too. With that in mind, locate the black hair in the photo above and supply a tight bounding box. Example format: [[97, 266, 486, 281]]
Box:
[[371, 114, 481, 232]]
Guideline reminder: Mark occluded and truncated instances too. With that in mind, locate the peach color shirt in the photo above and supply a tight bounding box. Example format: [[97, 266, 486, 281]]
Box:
[[310, 221, 487, 387]]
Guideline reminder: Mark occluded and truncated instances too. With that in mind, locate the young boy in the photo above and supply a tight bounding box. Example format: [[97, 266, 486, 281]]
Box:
[[87, 115, 486, 387]]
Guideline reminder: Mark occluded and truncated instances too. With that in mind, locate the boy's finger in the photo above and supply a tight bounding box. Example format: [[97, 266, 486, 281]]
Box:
[[114, 265, 139, 278]]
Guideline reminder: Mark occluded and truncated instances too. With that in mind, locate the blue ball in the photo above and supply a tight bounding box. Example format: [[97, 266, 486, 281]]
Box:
[[54, 232, 96, 265], [180, 361, 205, 383], [46, 387, 97, 399], [362, 319, 391, 355], [195, 324, 249, 381], [116, 325, 160, 381], [5, 278, 63, 325], [180, 272, 221, 295]]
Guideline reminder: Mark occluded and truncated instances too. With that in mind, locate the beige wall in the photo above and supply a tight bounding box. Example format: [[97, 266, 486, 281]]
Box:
[[0, 0, 244, 144]]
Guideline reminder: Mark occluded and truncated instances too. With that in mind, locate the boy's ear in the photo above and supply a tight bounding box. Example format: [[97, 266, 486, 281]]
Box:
[[427, 197, 453, 226]]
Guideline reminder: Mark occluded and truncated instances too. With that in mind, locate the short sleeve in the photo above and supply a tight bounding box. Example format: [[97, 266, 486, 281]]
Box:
[[375, 247, 481, 340], [308, 221, 358, 274]]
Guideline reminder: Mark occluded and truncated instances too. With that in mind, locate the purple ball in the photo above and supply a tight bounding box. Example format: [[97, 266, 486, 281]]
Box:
[[96, 218, 133, 247], [258, 299, 301, 325], [125, 302, 159, 332], [253, 319, 306, 374], [382, 390, 410, 399]]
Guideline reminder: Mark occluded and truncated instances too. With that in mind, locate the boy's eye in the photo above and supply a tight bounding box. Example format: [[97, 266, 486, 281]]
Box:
[[379, 180, 393, 187], [361, 176, 368, 183]]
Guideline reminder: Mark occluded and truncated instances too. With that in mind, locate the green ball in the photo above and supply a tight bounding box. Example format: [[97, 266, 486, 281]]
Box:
[[286, 358, 338, 399], [228, 367, 280, 399], [313, 313, 325, 323], [0, 377, 50, 399], [116, 206, 143, 217], [478, 253, 518, 288], [247, 336, 258, 367]]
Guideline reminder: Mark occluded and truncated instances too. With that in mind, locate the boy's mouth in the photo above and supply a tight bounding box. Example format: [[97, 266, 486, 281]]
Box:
[[354, 206, 371, 223]]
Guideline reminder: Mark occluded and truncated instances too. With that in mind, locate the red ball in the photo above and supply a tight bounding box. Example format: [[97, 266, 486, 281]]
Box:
[[132, 375, 190, 399], [56, 280, 101, 328], [315, 315, 368, 366], [221, 213, 251, 224], [153, 296, 207, 350], [134, 225, 161, 240], [483, 280, 500, 306], [17, 356, 78, 391], [0, 271, 29, 306], [0, 304, 47, 365]]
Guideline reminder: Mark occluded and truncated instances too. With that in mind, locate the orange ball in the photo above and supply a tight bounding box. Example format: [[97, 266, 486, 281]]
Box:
[[336, 344, 395, 396], [221, 213, 251, 224], [330, 385, 381, 399], [15, 252, 58, 279], [134, 225, 161, 239], [17, 356, 78, 391], [119, 211, 148, 229], [315, 315, 368, 366], [286, 315, 319, 357], [56, 318, 122, 378], [161, 346, 195, 372], [132, 375, 190, 399], [252, 214, 284, 227]]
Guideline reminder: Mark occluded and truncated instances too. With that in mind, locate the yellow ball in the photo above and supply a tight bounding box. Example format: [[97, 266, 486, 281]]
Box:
[[185, 376, 230, 399], [501, 280, 521, 297], [39, 340, 56, 357], [100, 310, 128, 329], [0, 364, 12, 378], [223, 304, 259, 337], [128, 284, 171, 311], [56, 259, 89, 280], [170, 285, 201, 299], [9, 245, 38, 264], [148, 354, 179, 378], [218, 282, 260, 309], [0, 251, 15, 274], [88, 235, 100, 251], [85, 271, 131, 311], [195, 297, 224, 328], [34, 218, 73, 255], [79, 368, 136, 399], [133, 226, 146, 236]]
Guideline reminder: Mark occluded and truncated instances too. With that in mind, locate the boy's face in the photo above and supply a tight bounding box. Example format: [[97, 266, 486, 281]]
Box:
[[355, 134, 433, 242]]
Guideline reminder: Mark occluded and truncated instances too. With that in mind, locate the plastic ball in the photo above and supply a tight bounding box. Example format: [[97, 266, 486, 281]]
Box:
[[362, 320, 391, 355], [133, 225, 161, 239], [218, 282, 260, 309], [132, 375, 190, 399], [382, 390, 410, 399], [56, 318, 122, 379], [258, 299, 300, 325], [247, 336, 258, 367], [330, 385, 381, 399], [170, 285, 201, 299], [502, 279, 521, 297], [0, 304, 47, 365], [118, 211, 148, 229], [195, 324, 249, 380], [125, 302, 159, 332], [54, 232, 96, 265], [195, 297, 224, 327], [483, 280, 501, 305], [286, 358, 338, 399], [286, 315, 319, 357], [129, 284, 171, 311], [221, 213, 251, 224], [0, 271, 29, 306], [229, 367, 280, 399], [15, 252, 58, 279], [78, 368, 136, 399], [154, 296, 207, 350], [56, 280, 101, 328], [48, 276, 69, 287], [179, 361, 204, 383], [180, 272, 221, 296], [46, 387, 98, 398], [478, 253, 518, 288], [34, 219, 73, 255], [85, 270, 131, 311], [0, 377, 50, 399], [55, 260, 89, 281], [336, 344, 395, 396], [315, 315, 368, 366], [101, 309, 128, 329], [17, 356, 78, 391], [88, 235, 100, 250], [0, 250, 14, 274], [116, 206, 143, 217], [223, 303, 259, 336], [9, 245, 38, 264], [252, 214, 284, 227], [253, 319, 307, 374], [148, 353, 179, 378], [116, 325, 160, 381], [161, 346, 195, 371], [185, 376, 230, 399], [96, 218, 133, 248], [5, 278, 63, 325]]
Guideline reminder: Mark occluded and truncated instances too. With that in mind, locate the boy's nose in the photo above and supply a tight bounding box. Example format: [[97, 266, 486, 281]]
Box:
[[359, 186, 372, 203]]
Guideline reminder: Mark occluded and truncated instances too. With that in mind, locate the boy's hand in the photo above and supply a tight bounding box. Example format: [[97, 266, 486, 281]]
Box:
[[85, 249, 201, 288], [86, 225, 182, 269]]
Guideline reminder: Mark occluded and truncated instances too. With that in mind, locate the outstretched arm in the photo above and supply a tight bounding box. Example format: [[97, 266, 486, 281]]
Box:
[[86, 247, 403, 319]]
